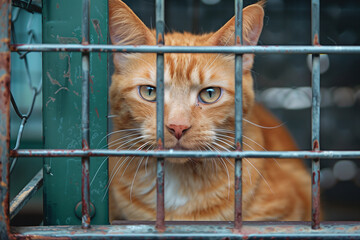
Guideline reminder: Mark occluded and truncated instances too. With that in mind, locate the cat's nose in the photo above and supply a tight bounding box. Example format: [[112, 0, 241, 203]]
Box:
[[166, 124, 191, 140]]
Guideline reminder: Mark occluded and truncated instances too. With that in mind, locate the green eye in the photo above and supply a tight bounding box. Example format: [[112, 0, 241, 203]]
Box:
[[139, 85, 156, 102], [199, 87, 222, 104]]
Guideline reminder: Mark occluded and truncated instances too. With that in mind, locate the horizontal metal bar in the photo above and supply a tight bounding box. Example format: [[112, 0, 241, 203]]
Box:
[[11, 149, 360, 159], [11, 44, 360, 54], [10, 169, 43, 220], [11, 222, 360, 239]]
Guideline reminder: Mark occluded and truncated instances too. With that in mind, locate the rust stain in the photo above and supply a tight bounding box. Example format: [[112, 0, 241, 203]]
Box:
[[54, 87, 69, 94], [236, 35, 241, 45], [313, 34, 320, 46], [0, 74, 10, 114], [45, 97, 56, 107], [91, 19, 103, 61], [236, 141, 242, 151], [82, 139, 89, 150], [95, 108, 99, 118], [62, 55, 73, 86], [72, 90, 80, 96], [157, 33, 164, 45], [313, 139, 319, 151], [157, 138, 163, 150], [46, 72, 62, 87], [0, 37, 9, 45]]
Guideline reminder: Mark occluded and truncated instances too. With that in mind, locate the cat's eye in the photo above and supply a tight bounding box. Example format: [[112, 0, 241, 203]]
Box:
[[198, 87, 222, 104], [139, 85, 156, 102]]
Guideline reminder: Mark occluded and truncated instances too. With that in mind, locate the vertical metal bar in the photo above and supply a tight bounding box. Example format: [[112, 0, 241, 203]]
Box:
[[311, 0, 321, 230], [234, 0, 243, 232], [81, 0, 91, 229], [155, 0, 165, 232], [0, 1, 11, 239]]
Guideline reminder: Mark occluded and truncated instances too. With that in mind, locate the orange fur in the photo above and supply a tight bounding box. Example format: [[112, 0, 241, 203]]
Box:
[[108, 0, 311, 222]]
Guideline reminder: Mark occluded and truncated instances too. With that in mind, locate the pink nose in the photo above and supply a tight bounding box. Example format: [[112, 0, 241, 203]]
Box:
[[167, 124, 191, 140]]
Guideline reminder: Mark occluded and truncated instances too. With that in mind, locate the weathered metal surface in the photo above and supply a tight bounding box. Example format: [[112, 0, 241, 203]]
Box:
[[0, 1, 11, 239], [311, 0, 321, 230], [10, 169, 43, 220], [12, 44, 360, 54], [42, 0, 108, 225], [233, 0, 244, 232], [155, 0, 165, 232], [11, 149, 360, 159], [10, 222, 360, 239], [81, 0, 91, 229]]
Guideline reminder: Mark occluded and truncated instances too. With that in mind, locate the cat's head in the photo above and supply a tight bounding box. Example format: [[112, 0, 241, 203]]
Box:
[[109, 0, 264, 163]]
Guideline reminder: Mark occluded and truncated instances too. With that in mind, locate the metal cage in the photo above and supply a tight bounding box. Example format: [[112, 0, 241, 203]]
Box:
[[2, 0, 360, 239]]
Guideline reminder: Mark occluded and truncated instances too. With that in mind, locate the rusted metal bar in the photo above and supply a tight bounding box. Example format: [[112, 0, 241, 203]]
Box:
[[11, 44, 360, 54], [233, 0, 243, 232], [81, 0, 91, 229], [10, 169, 43, 219], [0, 1, 11, 239], [11, 149, 360, 159], [311, 0, 321, 230], [10, 222, 360, 239], [155, 0, 165, 232]]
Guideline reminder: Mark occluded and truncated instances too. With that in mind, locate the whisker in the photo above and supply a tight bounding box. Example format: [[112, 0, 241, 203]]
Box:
[[97, 128, 142, 148], [215, 131, 281, 168], [106, 115, 119, 118], [245, 166, 252, 185], [243, 118, 285, 129], [242, 136, 281, 168], [103, 156, 130, 200], [90, 156, 108, 186], [144, 144, 155, 175], [207, 144, 231, 199], [108, 135, 145, 149], [244, 158, 274, 194], [107, 133, 143, 149], [130, 156, 146, 202]]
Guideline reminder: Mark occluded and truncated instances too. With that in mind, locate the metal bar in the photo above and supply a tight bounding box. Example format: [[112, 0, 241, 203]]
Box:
[[10, 222, 360, 239], [311, 0, 321, 230], [234, 0, 243, 232], [11, 44, 360, 54], [12, 0, 42, 13], [155, 0, 165, 232], [10, 169, 43, 220], [11, 149, 360, 159], [0, 1, 11, 239], [81, 0, 91, 229]]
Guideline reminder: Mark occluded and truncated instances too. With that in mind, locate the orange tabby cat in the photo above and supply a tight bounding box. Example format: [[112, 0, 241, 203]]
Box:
[[108, 0, 311, 221]]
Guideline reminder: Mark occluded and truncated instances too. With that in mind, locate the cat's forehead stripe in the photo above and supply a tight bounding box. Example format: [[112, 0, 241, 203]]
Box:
[[164, 53, 209, 86]]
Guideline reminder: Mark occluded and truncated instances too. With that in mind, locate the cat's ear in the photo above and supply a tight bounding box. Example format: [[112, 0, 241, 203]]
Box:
[[208, 4, 264, 47], [109, 0, 155, 46]]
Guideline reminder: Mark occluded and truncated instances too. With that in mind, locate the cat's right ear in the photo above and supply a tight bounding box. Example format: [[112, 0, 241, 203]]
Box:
[[109, 0, 155, 46]]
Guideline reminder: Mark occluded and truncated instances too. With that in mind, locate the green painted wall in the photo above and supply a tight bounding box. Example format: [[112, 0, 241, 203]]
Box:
[[42, 0, 109, 225]]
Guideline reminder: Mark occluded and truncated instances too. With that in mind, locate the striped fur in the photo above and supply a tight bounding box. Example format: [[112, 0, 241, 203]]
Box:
[[108, 0, 311, 222]]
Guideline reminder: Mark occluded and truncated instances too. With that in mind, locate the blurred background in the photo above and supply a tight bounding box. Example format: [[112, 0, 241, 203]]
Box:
[[10, 0, 360, 225]]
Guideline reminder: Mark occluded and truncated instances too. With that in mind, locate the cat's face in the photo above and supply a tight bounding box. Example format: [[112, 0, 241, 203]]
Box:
[[109, 0, 264, 163]]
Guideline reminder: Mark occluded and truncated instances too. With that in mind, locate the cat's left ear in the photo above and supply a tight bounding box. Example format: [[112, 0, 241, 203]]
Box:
[[208, 3, 264, 47]]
